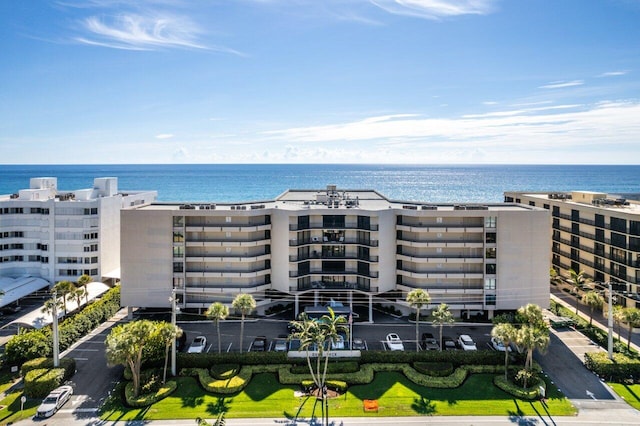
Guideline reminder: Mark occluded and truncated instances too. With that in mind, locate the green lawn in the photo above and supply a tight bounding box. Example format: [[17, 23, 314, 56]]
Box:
[[100, 372, 576, 421], [609, 383, 640, 410]]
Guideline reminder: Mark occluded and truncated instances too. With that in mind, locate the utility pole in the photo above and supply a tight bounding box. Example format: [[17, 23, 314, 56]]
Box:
[[52, 291, 60, 368], [171, 289, 177, 376]]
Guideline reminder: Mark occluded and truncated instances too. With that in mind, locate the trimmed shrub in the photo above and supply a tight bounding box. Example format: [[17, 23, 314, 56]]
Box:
[[23, 368, 65, 398], [21, 357, 75, 380], [210, 364, 240, 379], [413, 362, 453, 377], [301, 379, 348, 393], [181, 367, 252, 394], [290, 361, 359, 375], [125, 380, 177, 407], [494, 375, 544, 400], [584, 351, 640, 382]]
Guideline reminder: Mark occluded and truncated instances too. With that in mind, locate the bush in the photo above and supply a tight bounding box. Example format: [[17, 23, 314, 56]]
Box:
[[494, 375, 544, 400], [584, 351, 640, 382], [125, 380, 177, 407], [210, 364, 240, 379], [5, 331, 51, 365], [23, 368, 65, 398], [21, 357, 76, 379], [181, 367, 252, 394], [413, 362, 453, 377], [140, 369, 163, 395], [301, 379, 348, 393], [290, 361, 359, 375], [359, 349, 503, 366]]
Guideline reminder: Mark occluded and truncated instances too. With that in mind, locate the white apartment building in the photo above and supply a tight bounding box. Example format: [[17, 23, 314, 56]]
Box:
[[505, 190, 640, 308], [122, 185, 550, 319], [0, 177, 157, 304]]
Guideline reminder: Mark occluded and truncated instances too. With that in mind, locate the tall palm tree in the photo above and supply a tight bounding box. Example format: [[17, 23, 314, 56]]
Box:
[[431, 303, 454, 351], [581, 291, 604, 326], [406, 288, 431, 351], [291, 308, 347, 426], [613, 305, 625, 341], [70, 287, 86, 311], [568, 269, 588, 314], [517, 303, 545, 327], [52, 280, 76, 315], [516, 324, 550, 372], [622, 307, 640, 350], [77, 274, 92, 304], [205, 302, 229, 353], [232, 293, 256, 353], [41, 296, 64, 317], [491, 322, 518, 380]]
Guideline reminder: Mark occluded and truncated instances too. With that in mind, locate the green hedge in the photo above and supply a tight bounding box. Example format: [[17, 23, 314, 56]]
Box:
[[584, 351, 640, 382], [21, 357, 76, 398], [210, 364, 240, 379], [290, 361, 359, 375], [125, 380, 178, 407], [494, 375, 545, 400], [413, 362, 453, 377], [301, 379, 348, 393], [359, 349, 504, 366]]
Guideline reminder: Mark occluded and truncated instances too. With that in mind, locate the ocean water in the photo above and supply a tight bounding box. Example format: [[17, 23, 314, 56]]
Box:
[[0, 164, 638, 203]]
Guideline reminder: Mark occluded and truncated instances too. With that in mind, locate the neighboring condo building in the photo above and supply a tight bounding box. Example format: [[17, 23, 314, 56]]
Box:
[[122, 185, 549, 319], [0, 177, 157, 293], [504, 190, 640, 308]]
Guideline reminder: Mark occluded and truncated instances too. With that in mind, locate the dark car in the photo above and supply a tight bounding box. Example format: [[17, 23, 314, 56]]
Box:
[[352, 337, 366, 350], [421, 332, 439, 351], [251, 336, 267, 351], [442, 335, 458, 350]]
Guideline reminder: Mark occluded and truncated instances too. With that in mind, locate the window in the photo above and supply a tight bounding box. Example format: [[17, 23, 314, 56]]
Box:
[[631, 221, 640, 236], [595, 229, 605, 243], [298, 215, 309, 229], [173, 232, 184, 242], [485, 278, 496, 290], [486, 232, 496, 244], [529, 201, 535, 207], [485, 248, 496, 259], [173, 262, 183, 273], [485, 264, 496, 274], [323, 215, 345, 228], [357, 215, 370, 230], [173, 216, 184, 226], [595, 214, 605, 228], [571, 209, 579, 221], [611, 217, 627, 233], [226, 216, 232, 223], [173, 246, 184, 258], [485, 217, 497, 228], [611, 232, 627, 249], [572, 223, 579, 235], [485, 294, 496, 305]]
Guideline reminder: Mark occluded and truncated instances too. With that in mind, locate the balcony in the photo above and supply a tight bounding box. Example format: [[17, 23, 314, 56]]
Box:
[[289, 253, 379, 262], [396, 269, 484, 279], [289, 269, 379, 279], [289, 223, 379, 231], [186, 223, 271, 233], [291, 282, 379, 292], [289, 238, 378, 247], [396, 224, 484, 233], [186, 238, 270, 247]]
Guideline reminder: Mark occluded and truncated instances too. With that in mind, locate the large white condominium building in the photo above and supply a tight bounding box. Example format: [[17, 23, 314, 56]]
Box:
[[0, 177, 157, 288], [122, 185, 550, 319], [505, 190, 640, 308]]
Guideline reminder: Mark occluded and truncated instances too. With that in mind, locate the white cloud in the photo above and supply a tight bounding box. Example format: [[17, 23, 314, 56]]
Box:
[[599, 71, 628, 77], [539, 80, 584, 89], [155, 133, 174, 139], [369, 0, 497, 19], [261, 101, 640, 156]]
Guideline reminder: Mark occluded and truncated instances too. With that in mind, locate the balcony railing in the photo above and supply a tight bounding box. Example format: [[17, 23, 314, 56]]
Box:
[[289, 254, 379, 262], [291, 282, 379, 292], [289, 223, 379, 231], [289, 238, 378, 247], [290, 269, 379, 279]]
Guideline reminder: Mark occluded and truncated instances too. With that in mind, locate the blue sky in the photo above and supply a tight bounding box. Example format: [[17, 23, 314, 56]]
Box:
[[1, 0, 639, 164]]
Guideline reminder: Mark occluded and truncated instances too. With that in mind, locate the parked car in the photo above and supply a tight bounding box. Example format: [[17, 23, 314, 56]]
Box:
[[421, 332, 439, 351], [273, 335, 288, 352], [36, 385, 73, 418], [352, 337, 366, 350], [385, 333, 405, 351], [187, 335, 207, 353], [442, 335, 458, 350], [491, 336, 511, 352], [331, 334, 345, 350], [251, 336, 267, 351], [458, 334, 477, 351]]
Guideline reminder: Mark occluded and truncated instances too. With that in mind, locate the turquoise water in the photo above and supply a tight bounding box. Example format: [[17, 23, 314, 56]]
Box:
[[0, 164, 638, 203]]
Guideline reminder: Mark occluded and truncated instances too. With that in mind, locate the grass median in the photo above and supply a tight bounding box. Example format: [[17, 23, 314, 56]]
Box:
[[100, 372, 576, 421]]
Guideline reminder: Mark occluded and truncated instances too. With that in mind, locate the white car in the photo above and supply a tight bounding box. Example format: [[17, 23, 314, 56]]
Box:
[[385, 333, 405, 351], [491, 336, 511, 352], [187, 335, 207, 353], [36, 385, 73, 418], [331, 335, 345, 350], [457, 334, 477, 351]]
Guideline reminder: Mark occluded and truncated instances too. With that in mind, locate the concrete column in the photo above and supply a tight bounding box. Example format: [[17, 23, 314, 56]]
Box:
[[294, 294, 299, 317], [368, 294, 373, 323]]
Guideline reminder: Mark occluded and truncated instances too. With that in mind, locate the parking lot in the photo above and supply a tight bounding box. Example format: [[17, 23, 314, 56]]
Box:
[[175, 316, 496, 354]]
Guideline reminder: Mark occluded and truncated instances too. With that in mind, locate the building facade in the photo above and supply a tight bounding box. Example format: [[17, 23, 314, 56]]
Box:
[[0, 177, 157, 287], [504, 191, 640, 308], [122, 185, 549, 319]]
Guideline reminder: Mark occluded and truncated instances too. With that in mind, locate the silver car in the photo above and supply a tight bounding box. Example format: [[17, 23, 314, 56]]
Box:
[[36, 385, 73, 418]]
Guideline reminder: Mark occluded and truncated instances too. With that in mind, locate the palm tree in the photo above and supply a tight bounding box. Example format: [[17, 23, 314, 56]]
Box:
[[431, 303, 454, 351], [406, 288, 431, 351], [205, 302, 229, 353], [77, 274, 92, 304], [517, 303, 545, 327], [491, 322, 518, 380], [516, 324, 550, 373], [613, 305, 625, 341], [581, 291, 604, 326], [52, 280, 76, 315], [622, 307, 640, 350], [70, 287, 86, 311], [41, 296, 64, 317], [232, 293, 256, 353], [568, 269, 588, 314], [290, 308, 347, 426]]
